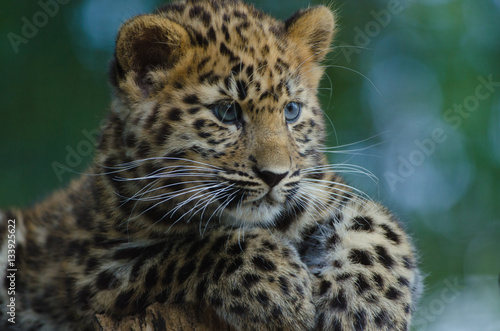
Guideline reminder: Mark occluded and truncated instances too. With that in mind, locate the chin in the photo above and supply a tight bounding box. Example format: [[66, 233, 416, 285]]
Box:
[[224, 201, 284, 228]]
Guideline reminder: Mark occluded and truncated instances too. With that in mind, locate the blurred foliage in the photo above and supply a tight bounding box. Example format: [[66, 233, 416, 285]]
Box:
[[1, 0, 499, 329]]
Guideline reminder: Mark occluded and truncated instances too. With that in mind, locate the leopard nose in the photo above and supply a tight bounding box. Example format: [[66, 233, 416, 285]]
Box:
[[253, 167, 288, 187]]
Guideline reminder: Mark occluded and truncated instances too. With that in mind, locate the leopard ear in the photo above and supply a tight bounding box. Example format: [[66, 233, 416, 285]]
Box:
[[110, 14, 190, 89], [285, 6, 335, 63]]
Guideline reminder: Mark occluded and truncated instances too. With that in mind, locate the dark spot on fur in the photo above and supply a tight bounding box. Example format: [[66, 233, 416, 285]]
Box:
[[193, 119, 206, 130], [336, 273, 352, 281], [274, 203, 305, 232], [145, 266, 159, 289], [136, 141, 150, 158], [245, 65, 254, 78], [85, 257, 100, 274], [279, 276, 290, 296], [261, 44, 270, 56], [173, 81, 184, 89], [124, 132, 137, 148], [220, 42, 239, 62], [207, 26, 217, 42], [77, 285, 93, 310], [173, 290, 186, 304], [354, 309, 367, 331], [252, 255, 276, 272], [355, 274, 371, 294], [262, 240, 277, 251], [188, 107, 201, 114], [331, 290, 347, 310], [373, 273, 385, 289], [165, 149, 186, 159], [380, 224, 401, 244], [177, 261, 196, 284], [243, 273, 261, 286], [210, 235, 227, 253], [349, 249, 373, 266], [351, 216, 373, 231], [398, 276, 411, 287], [198, 131, 212, 139], [209, 295, 223, 307], [327, 233, 340, 249], [385, 286, 402, 300], [228, 241, 246, 255], [196, 279, 207, 300], [319, 280, 331, 295], [230, 304, 246, 316], [162, 262, 177, 287], [331, 317, 343, 331], [230, 288, 242, 298], [271, 305, 282, 318], [197, 56, 210, 71], [212, 258, 227, 282], [197, 253, 214, 275], [156, 123, 172, 145], [225, 257, 244, 275], [402, 255, 415, 269], [155, 290, 169, 303], [129, 259, 145, 282], [375, 311, 390, 327], [333, 260, 343, 268], [375, 245, 395, 269], [236, 80, 247, 100], [95, 270, 120, 290], [189, 6, 211, 27], [135, 293, 149, 311], [183, 94, 200, 105], [404, 304, 411, 314], [231, 63, 243, 75], [168, 108, 183, 121]]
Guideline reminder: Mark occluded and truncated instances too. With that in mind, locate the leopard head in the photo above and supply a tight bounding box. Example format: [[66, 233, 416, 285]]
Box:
[[98, 0, 339, 234]]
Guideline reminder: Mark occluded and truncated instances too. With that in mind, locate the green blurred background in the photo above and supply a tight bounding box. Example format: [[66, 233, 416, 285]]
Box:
[[1, 0, 499, 329]]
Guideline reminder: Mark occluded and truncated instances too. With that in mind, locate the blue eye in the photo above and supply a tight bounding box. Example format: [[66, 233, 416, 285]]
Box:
[[284, 102, 302, 123], [212, 103, 241, 124]]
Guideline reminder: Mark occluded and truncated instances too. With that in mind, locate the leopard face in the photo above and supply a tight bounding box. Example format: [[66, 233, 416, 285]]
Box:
[[99, 0, 339, 231]]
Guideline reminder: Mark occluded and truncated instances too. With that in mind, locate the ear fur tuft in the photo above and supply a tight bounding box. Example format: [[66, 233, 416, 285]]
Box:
[[114, 14, 189, 75], [285, 6, 335, 63]]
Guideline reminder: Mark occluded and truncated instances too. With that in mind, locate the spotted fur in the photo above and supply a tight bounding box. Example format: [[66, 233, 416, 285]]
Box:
[[0, 0, 421, 330]]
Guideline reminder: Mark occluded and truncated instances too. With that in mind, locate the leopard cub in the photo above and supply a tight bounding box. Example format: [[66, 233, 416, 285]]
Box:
[[1, 0, 421, 330]]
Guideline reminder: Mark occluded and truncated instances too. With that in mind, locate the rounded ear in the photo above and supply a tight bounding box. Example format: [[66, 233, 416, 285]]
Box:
[[285, 6, 335, 63], [111, 14, 189, 86]]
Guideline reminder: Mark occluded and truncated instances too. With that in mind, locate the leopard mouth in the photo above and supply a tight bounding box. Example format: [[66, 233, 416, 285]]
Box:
[[244, 188, 285, 206], [223, 189, 285, 226], [248, 195, 279, 208]]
